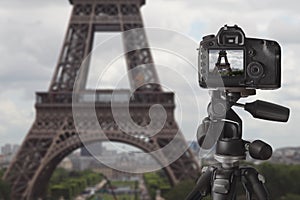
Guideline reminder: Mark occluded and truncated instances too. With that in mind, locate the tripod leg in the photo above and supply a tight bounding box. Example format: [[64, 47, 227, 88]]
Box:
[[241, 175, 253, 200], [211, 167, 238, 200], [185, 166, 214, 200], [242, 167, 270, 200]]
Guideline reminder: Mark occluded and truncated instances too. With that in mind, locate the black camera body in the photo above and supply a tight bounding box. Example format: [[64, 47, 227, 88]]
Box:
[[198, 25, 281, 89]]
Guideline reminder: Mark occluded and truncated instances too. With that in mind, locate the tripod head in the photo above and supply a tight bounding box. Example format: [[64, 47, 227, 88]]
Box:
[[197, 88, 290, 164]]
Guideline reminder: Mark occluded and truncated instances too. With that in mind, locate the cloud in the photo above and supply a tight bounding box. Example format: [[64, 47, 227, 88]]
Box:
[[0, 91, 33, 145], [0, 3, 71, 97], [267, 17, 300, 44], [0, 0, 68, 9]]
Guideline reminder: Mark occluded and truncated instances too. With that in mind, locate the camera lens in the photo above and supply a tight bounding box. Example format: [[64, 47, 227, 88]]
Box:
[[247, 62, 264, 78]]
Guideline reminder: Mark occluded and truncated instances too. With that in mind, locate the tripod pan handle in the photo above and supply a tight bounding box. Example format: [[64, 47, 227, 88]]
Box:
[[244, 100, 290, 122]]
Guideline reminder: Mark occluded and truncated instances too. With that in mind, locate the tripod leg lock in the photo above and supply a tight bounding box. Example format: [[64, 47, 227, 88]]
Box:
[[257, 173, 266, 184], [212, 179, 230, 194], [212, 167, 235, 195]]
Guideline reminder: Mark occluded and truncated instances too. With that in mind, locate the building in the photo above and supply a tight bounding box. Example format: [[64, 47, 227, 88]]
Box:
[[1, 144, 12, 155], [58, 157, 73, 170], [271, 147, 300, 164], [81, 142, 103, 157], [0, 144, 21, 169]]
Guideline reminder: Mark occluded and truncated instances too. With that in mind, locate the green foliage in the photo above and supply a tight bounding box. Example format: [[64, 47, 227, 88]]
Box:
[[48, 168, 103, 200], [281, 193, 300, 200], [163, 179, 214, 200], [163, 179, 194, 200], [0, 170, 4, 178], [49, 167, 69, 184], [92, 193, 139, 200], [89, 180, 140, 200], [111, 180, 136, 188], [50, 185, 72, 200], [0, 179, 10, 200], [0, 169, 10, 200], [143, 171, 171, 199], [256, 163, 300, 200]]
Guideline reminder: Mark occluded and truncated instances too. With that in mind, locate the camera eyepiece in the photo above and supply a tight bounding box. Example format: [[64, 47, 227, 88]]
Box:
[[217, 25, 245, 46]]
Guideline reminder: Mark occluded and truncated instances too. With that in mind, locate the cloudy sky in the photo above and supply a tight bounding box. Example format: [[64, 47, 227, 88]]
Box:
[[1, 0, 300, 151]]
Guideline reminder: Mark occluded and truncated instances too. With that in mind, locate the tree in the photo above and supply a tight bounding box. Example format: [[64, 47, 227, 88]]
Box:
[[0, 179, 10, 200], [163, 179, 197, 200], [256, 163, 300, 200], [282, 193, 300, 200], [0, 169, 10, 200]]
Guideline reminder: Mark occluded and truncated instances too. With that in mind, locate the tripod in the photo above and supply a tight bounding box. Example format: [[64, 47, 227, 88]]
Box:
[[186, 89, 290, 200]]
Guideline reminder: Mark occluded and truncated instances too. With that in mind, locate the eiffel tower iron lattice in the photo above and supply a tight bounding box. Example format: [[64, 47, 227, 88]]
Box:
[[4, 0, 200, 199]]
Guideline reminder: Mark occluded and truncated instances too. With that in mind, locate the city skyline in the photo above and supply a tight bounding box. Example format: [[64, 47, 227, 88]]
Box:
[[0, 0, 300, 152]]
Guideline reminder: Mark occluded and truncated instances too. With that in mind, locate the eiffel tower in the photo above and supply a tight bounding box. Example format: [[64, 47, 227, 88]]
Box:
[[4, 0, 200, 199]]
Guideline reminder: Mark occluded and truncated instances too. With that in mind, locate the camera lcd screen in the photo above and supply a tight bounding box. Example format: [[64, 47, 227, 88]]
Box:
[[208, 50, 244, 76]]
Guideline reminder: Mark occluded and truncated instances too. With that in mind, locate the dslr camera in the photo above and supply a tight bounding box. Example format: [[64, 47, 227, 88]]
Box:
[[198, 25, 281, 89]]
